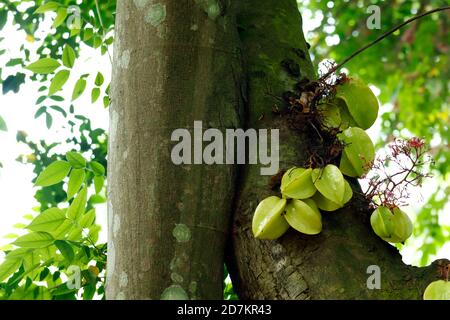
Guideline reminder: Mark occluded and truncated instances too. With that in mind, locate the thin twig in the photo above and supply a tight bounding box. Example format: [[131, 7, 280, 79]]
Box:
[[319, 6, 450, 81], [94, 0, 113, 65]]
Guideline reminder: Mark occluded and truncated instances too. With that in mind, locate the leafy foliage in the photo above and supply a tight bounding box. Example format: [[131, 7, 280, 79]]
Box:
[[0, 0, 111, 299]]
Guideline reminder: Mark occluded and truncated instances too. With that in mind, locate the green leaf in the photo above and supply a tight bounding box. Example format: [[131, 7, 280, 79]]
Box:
[[83, 28, 94, 41], [0, 258, 22, 283], [49, 105, 67, 117], [91, 87, 100, 103], [39, 268, 50, 281], [71, 78, 86, 101], [83, 284, 96, 300], [54, 240, 74, 263], [50, 95, 64, 102], [67, 227, 83, 242], [6, 58, 23, 67], [0, 11, 7, 31], [35, 161, 71, 187], [48, 69, 70, 96], [2, 72, 26, 94], [70, 28, 80, 38], [23, 251, 41, 277], [67, 168, 85, 200], [52, 7, 68, 28], [14, 232, 54, 248], [45, 112, 53, 129], [51, 283, 77, 296], [66, 151, 86, 168], [34, 106, 47, 119], [93, 36, 102, 49], [94, 175, 104, 194], [89, 194, 106, 204], [0, 115, 6, 131], [94, 72, 104, 86], [25, 58, 60, 74], [27, 208, 67, 232], [5, 248, 32, 260], [34, 1, 61, 14], [88, 224, 101, 243], [103, 95, 110, 108], [79, 209, 96, 228], [90, 161, 105, 176], [36, 95, 47, 105], [51, 220, 74, 240], [67, 186, 87, 220], [62, 44, 76, 68]]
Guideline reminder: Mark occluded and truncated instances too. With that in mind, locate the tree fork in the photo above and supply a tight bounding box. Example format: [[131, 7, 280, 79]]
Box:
[[226, 0, 448, 299]]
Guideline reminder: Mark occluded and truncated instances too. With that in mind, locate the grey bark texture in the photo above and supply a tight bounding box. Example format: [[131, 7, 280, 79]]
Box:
[[107, 0, 243, 299]]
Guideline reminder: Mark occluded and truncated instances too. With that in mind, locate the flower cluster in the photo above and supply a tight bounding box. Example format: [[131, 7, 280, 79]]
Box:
[[363, 137, 433, 209]]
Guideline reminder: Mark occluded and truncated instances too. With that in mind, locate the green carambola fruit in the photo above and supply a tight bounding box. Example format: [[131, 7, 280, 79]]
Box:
[[370, 206, 395, 239], [285, 199, 322, 235], [338, 127, 375, 177], [318, 103, 342, 128], [386, 207, 413, 243], [311, 164, 345, 205], [335, 77, 379, 130], [252, 196, 289, 240], [281, 167, 316, 199], [423, 280, 450, 300], [370, 206, 413, 243], [313, 180, 353, 211]]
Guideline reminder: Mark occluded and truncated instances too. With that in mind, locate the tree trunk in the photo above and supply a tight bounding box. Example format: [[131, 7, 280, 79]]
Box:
[[226, 0, 448, 299], [108, 0, 448, 300], [107, 0, 244, 299]]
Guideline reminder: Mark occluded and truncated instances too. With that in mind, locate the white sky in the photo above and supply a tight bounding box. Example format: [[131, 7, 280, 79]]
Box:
[[0, 4, 448, 270]]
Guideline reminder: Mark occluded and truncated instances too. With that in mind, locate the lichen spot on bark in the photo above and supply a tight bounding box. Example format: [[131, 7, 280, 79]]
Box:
[[172, 224, 191, 242], [195, 0, 221, 21], [116, 292, 126, 300], [161, 285, 189, 300], [120, 50, 130, 69], [119, 271, 128, 288], [110, 109, 119, 144], [133, 0, 149, 9], [113, 214, 121, 237], [107, 241, 116, 279], [190, 24, 198, 31], [145, 4, 166, 27]]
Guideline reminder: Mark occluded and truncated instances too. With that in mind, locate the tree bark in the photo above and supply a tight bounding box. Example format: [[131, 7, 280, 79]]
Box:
[[226, 0, 448, 299], [107, 0, 244, 299], [108, 0, 448, 300]]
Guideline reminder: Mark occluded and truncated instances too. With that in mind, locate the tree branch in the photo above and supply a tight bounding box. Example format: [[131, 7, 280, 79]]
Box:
[[319, 6, 450, 81]]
